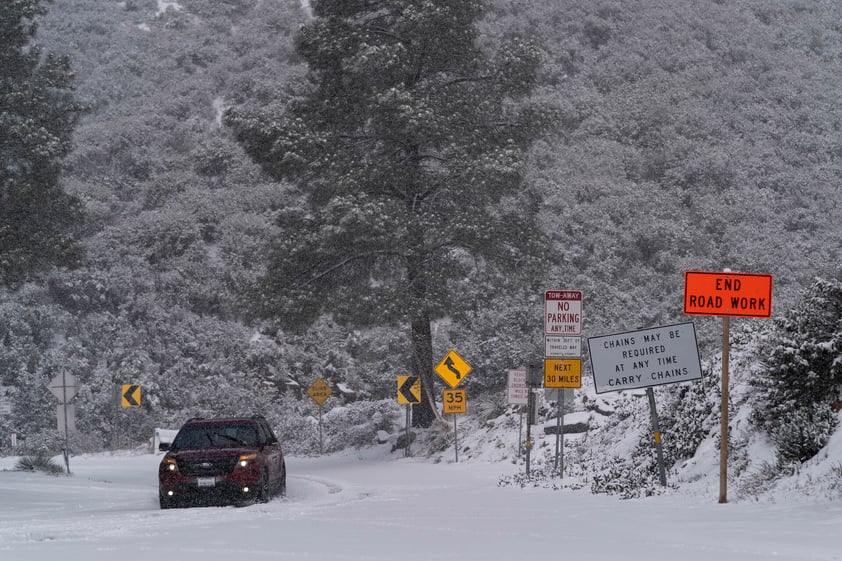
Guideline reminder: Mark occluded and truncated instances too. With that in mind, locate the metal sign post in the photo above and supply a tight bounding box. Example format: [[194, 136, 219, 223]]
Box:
[[397, 376, 421, 457], [646, 387, 668, 486], [589, 322, 704, 489], [443, 389, 466, 462], [524, 362, 543, 476], [435, 351, 471, 464], [306, 379, 333, 455], [405, 404, 412, 457], [112, 383, 121, 450], [544, 360, 581, 475], [544, 290, 583, 477], [506, 369, 528, 458], [525, 391, 533, 476], [47, 371, 78, 474], [318, 404, 324, 455], [555, 398, 564, 474], [61, 371, 70, 474], [450, 408, 460, 463]]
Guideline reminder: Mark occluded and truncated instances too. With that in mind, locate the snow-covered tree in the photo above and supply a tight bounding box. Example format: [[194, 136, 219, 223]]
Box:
[[228, 0, 552, 426], [751, 278, 842, 464], [0, 0, 85, 286]]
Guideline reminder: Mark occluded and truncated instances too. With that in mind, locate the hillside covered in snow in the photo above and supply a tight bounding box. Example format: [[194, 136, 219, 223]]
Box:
[[1, 0, 841, 502]]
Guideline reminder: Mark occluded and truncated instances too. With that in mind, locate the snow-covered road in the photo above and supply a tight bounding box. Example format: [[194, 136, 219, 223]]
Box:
[[2, 450, 842, 561]]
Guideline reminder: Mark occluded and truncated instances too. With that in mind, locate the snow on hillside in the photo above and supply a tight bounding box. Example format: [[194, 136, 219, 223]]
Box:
[[398, 327, 842, 505]]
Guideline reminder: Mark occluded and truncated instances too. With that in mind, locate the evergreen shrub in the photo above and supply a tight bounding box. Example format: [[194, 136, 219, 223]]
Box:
[[750, 278, 842, 464], [15, 453, 64, 475]]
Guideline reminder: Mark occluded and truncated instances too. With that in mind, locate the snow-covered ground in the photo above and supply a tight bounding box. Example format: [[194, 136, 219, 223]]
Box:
[[2, 446, 842, 561]]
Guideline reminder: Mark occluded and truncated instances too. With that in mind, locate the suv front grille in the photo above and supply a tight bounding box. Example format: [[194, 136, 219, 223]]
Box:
[[178, 457, 238, 477]]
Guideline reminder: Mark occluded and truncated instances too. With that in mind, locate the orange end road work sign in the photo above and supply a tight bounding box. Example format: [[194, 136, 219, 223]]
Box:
[[684, 271, 773, 318]]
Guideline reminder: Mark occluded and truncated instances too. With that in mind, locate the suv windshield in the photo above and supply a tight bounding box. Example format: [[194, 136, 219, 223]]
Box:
[[171, 424, 259, 450]]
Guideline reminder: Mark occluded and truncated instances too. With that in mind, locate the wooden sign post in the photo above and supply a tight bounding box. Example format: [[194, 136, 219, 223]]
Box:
[[684, 270, 773, 504]]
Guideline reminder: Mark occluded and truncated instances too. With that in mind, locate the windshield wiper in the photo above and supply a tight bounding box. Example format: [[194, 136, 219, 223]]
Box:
[[217, 434, 246, 446]]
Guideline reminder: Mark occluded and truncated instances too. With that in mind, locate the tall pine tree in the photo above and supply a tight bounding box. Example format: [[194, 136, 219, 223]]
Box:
[[228, 0, 550, 426], [0, 0, 85, 287]]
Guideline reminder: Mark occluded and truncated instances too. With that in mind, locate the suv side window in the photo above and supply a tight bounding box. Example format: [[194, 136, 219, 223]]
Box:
[[260, 420, 277, 445], [254, 420, 268, 446]]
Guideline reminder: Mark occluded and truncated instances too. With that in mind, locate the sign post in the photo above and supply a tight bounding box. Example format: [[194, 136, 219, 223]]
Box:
[[435, 350, 472, 461], [684, 270, 773, 503], [646, 387, 668, 486], [544, 289, 583, 476], [306, 379, 333, 455], [47, 371, 78, 474], [544, 358, 582, 474], [397, 376, 421, 457], [506, 369, 528, 456], [524, 362, 544, 476], [588, 322, 704, 486], [720, 315, 730, 502], [442, 388, 467, 462]]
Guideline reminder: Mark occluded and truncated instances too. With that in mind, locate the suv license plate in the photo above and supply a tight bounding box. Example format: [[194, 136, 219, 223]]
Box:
[[197, 477, 215, 488]]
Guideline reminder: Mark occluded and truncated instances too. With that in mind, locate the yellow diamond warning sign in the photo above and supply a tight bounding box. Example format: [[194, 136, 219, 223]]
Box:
[[306, 378, 333, 406], [434, 349, 472, 388]]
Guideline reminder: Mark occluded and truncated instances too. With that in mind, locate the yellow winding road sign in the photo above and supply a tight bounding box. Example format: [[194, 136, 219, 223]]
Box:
[[434, 350, 472, 388]]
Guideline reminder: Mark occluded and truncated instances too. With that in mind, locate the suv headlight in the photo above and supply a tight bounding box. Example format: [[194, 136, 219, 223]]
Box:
[[238, 453, 257, 468], [163, 458, 178, 472]]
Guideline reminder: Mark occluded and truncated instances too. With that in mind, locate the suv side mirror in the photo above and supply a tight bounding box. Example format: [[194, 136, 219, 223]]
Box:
[[159, 442, 171, 452]]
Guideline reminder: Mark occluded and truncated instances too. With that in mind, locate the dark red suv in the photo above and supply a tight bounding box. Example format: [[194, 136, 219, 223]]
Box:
[[158, 416, 286, 508]]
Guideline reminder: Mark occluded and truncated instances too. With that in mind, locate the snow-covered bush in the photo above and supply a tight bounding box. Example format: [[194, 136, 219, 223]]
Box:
[[275, 412, 320, 456], [659, 367, 721, 467], [772, 404, 838, 464], [275, 398, 400, 456], [589, 454, 662, 499], [751, 278, 842, 464], [497, 468, 565, 490], [15, 453, 64, 476], [737, 460, 792, 497], [322, 400, 401, 452], [569, 394, 667, 498]]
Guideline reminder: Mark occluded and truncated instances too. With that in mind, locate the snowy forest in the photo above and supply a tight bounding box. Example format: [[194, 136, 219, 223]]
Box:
[[1, 0, 841, 497]]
